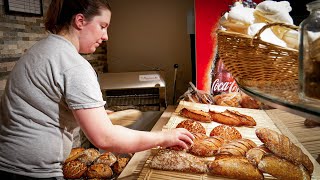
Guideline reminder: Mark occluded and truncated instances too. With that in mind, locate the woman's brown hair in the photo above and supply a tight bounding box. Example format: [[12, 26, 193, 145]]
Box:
[[45, 0, 111, 34]]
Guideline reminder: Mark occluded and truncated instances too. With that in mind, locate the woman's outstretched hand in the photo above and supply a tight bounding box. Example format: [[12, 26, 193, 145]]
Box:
[[158, 128, 194, 149]]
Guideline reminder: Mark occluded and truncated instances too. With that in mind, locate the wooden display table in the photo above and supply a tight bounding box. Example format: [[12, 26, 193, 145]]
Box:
[[118, 102, 320, 179]]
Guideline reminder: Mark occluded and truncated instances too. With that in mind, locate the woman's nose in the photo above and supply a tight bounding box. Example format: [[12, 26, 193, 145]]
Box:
[[102, 33, 108, 41]]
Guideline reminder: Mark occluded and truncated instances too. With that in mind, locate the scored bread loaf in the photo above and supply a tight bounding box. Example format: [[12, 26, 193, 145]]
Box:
[[217, 138, 257, 156], [208, 155, 263, 180], [176, 119, 206, 135], [179, 108, 212, 123], [86, 163, 113, 179], [94, 152, 117, 166], [149, 149, 208, 173], [188, 136, 225, 157], [256, 128, 314, 174], [246, 145, 271, 166], [209, 124, 242, 141], [209, 109, 256, 126], [65, 147, 85, 163], [62, 160, 87, 179], [76, 148, 101, 166], [258, 154, 311, 180]]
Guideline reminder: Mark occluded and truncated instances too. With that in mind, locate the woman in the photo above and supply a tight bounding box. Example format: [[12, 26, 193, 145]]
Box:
[[0, 0, 194, 179]]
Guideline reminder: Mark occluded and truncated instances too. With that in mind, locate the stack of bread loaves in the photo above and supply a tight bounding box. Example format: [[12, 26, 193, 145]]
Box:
[[219, 1, 299, 49]]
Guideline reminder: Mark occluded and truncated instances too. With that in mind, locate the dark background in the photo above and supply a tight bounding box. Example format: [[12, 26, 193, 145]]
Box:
[[288, 0, 314, 25]]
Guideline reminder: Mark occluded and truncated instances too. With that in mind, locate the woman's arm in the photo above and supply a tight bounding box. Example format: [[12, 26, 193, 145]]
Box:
[[72, 106, 194, 153]]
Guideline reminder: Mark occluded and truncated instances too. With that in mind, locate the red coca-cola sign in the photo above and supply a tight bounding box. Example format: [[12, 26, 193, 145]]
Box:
[[210, 53, 239, 95]]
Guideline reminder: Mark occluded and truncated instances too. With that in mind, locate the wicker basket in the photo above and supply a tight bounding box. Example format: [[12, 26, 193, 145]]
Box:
[[217, 23, 299, 89]]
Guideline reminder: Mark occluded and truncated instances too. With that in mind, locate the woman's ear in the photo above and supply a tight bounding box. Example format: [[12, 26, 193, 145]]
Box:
[[74, 13, 85, 30]]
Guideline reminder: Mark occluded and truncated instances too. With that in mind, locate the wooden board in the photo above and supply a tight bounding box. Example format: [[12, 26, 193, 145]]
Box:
[[137, 101, 320, 180]]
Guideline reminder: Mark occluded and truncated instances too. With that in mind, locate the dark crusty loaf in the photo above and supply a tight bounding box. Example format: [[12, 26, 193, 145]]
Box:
[[112, 156, 130, 174], [176, 119, 206, 135], [188, 136, 225, 157], [217, 138, 257, 156], [86, 163, 113, 179], [77, 148, 101, 166], [65, 147, 85, 163], [209, 124, 242, 141], [94, 152, 117, 166], [256, 128, 314, 174], [208, 155, 263, 180], [62, 160, 87, 179], [258, 154, 311, 180], [149, 149, 208, 173]]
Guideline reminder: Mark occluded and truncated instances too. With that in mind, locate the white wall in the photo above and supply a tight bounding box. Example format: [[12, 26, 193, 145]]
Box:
[[107, 0, 194, 105]]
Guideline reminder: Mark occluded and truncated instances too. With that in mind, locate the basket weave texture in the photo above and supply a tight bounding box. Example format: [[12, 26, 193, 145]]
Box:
[[217, 23, 299, 89]]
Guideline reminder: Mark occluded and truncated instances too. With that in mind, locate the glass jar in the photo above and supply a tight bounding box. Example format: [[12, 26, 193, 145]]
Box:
[[299, 0, 320, 103]]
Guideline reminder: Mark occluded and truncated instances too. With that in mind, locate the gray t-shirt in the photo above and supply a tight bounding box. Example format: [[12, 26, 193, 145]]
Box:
[[0, 34, 106, 178]]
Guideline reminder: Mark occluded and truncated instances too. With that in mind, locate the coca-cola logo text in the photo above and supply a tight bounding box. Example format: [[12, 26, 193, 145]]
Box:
[[211, 79, 239, 93]]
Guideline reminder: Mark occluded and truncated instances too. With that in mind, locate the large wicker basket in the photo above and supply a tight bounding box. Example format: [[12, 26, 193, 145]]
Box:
[[217, 23, 299, 90]]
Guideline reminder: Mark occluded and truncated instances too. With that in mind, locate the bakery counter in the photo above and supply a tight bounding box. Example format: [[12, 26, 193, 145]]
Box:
[[118, 102, 320, 179]]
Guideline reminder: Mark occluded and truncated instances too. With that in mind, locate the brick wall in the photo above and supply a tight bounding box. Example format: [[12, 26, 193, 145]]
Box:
[[0, 0, 108, 96]]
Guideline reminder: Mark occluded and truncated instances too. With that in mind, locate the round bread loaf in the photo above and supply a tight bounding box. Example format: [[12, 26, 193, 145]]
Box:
[[86, 163, 113, 179], [210, 125, 242, 141], [62, 160, 87, 179], [94, 152, 117, 166], [65, 147, 85, 163], [176, 119, 206, 135], [77, 148, 101, 166]]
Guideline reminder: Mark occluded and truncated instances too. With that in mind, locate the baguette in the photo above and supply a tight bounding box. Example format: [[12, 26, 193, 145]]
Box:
[[209, 109, 256, 126], [149, 149, 208, 173], [246, 145, 271, 166], [208, 155, 263, 180], [256, 128, 314, 174], [217, 138, 257, 156], [258, 154, 311, 180], [179, 108, 212, 123]]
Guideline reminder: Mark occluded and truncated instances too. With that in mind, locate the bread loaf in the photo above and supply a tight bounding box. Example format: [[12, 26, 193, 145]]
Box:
[[179, 108, 212, 123], [176, 119, 206, 135], [149, 149, 208, 173], [256, 128, 314, 174], [77, 148, 101, 166], [209, 109, 256, 126], [112, 157, 130, 174], [217, 138, 257, 156], [209, 124, 242, 141], [258, 154, 311, 180], [62, 160, 87, 179], [246, 145, 271, 166], [65, 147, 85, 163], [94, 152, 117, 166], [188, 136, 225, 157], [208, 155, 263, 180], [86, 163, 113, 179]]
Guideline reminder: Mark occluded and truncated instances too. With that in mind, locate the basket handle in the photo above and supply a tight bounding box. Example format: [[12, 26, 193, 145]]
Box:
[[252, 22, 299, 44]]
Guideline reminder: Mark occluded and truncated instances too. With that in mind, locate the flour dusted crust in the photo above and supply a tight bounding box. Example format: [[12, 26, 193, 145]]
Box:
[[62, 160, 87, 179], [94, 152, 117, 166], [149, 149, 208, 173], [176, 119, 206, 135], [65, 147, 85, 163], [77, 148, 101, 166], [209, 124, 242, 141]]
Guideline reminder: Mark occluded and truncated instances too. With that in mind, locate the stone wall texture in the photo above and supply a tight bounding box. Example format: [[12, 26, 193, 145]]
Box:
[[0, 0, 108, 96]]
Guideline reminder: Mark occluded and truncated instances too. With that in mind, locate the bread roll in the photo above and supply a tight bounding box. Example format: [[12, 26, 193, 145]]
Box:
[[208, 155, 263, 180], [149, 149, 208, 173], [258, 154, 311, 180], [62, 160, 87, 179], [179, 108, 212, 123], [188, 136, 225, 157], [112, 157, 130, 174], [176, 119, 206, 135], [86, 163, 113, 179], [209, 124, 242, 141], [256, 128, 314, 174]]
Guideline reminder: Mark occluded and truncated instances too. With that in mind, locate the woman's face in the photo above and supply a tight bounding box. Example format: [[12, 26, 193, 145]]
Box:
[[79, 9, 111, 54]]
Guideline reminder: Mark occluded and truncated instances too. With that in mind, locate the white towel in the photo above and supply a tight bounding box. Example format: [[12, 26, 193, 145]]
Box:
[[248, 23, 287, 47]]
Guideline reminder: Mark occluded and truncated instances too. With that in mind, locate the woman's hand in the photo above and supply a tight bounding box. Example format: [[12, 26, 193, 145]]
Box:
[[157, 128, 194, 149]]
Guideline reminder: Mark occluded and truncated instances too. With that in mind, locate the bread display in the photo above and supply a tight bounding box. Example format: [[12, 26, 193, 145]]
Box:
[[256, 128, 314, 174], [62, 148, 131, 179], [149, 149, 208, 173], [209, 124, 242, 141], [207, 155, 264, 180], [176, 119, 206, 135]]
